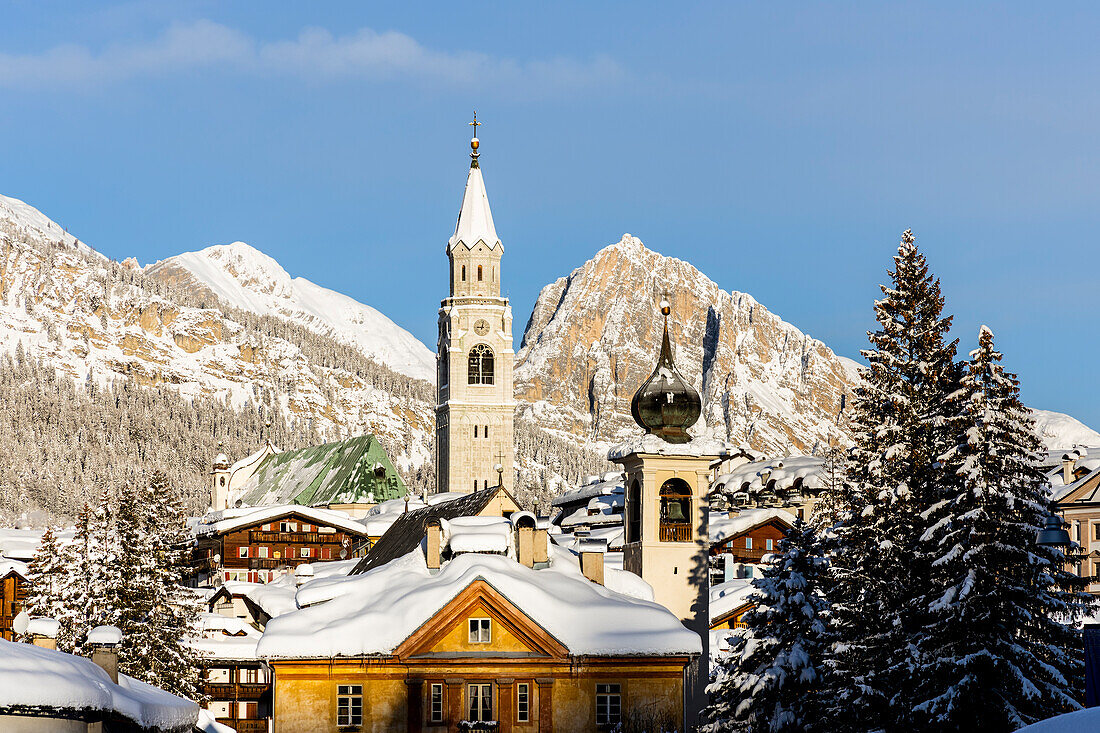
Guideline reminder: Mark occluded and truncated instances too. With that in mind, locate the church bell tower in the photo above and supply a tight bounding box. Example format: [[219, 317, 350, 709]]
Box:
[[435, 116, 515, 494], [611, 298, 724, 727]]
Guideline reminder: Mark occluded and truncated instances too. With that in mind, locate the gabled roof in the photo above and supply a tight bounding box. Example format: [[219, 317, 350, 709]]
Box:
[[235, 434, 406, 507], [195, 504, 369, 538], [710, 508, 796, 544], [350, 487, 503, 574], [257, 548, 701, 659], [448, 165, 500, 252]]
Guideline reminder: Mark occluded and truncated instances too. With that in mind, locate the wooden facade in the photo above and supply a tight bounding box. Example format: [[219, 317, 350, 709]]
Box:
[[0, 567, 27, 641], [710, 517, 791, 565], [202, 659, 272, 733], [268, 579, 689, 733], [192, 510, 369, 586]]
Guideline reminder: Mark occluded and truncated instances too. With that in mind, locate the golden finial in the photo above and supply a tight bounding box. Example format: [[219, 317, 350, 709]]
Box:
[[468, 112, 481, 167], [659, 295, 671, 317]]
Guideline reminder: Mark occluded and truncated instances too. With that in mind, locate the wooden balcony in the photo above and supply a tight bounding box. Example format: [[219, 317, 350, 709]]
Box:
[[248, 558, 286, 570], [659, 522, 693, 543], [217, 718, 268, 733], [249, 530, 339, 544], [203, 682, 270, 701]]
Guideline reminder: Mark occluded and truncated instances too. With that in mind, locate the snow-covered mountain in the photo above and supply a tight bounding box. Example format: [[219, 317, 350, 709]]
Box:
[[1032, 409, 1100, 450], [515, 234, 859, 456], [0, 193, 435, 481], [146, 243, 434, 382]]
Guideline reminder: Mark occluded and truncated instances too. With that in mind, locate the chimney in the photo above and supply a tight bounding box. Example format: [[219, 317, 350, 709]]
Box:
[[513, 513, 537, 568], [578, 537, 608, 586], [87, 625, 122, 684], [295, 563, 315, 587], [534, 526, 550, 564], [27, 617, 59, 650], [426, 519, 443, 570], [1064, 454, 1077, 487]]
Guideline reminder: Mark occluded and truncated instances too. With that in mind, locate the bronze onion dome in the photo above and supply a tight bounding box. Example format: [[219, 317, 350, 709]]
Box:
[[630, 299, 702, 444]]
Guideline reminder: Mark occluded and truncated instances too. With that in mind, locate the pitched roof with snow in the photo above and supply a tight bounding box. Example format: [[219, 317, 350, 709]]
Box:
[[710, 508, 797, 543], [709, 579, 757, 624], [350, 486, 505, 574], [257, 548, 700, 659], [235, 434, 406, 508], [194, 504, 368, 538], [0, 639, 197, 732], [187, 613, 262, 661]]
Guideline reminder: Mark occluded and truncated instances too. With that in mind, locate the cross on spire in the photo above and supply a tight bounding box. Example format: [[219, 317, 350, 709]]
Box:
[[469, 111, 481, 135]]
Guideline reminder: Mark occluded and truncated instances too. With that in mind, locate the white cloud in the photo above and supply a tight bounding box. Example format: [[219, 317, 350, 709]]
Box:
[[0, 21, 624, 93]]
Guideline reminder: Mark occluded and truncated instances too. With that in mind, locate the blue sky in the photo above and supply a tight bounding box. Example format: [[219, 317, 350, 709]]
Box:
[[1, 2, 1097, 425]]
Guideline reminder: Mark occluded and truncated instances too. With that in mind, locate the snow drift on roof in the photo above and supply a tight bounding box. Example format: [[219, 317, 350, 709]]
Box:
[[0, 639, 197, 731], [257, 547, 700, 659], [195, 504, 367, 537], [710, 508, 797, 543]]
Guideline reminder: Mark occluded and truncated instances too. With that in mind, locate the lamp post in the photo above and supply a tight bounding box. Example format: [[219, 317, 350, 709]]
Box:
[[1036, 509, 1097, 708]]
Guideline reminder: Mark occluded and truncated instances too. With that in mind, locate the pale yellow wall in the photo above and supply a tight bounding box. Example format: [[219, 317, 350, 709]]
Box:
[[273, 670, 408, 733], [0, 716, 89, 732], [428, 604, 532, 654]]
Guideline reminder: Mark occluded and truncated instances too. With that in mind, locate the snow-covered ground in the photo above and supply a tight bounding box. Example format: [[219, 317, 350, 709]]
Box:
[[148, 242, 434, 382], [1018, 707, 1100, 732]]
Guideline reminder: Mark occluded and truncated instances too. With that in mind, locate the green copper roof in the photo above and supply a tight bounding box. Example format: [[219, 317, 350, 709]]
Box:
[[237, 435, 406, 507]]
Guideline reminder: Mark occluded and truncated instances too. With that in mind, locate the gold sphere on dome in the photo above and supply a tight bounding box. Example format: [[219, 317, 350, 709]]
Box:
[[470, 138, 480, 150], [659, 299, 671, 316]]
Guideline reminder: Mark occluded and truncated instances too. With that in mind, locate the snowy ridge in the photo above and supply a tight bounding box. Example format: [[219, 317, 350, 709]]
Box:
[[0, 193, 98, 257], [147, 242, 434, 382]]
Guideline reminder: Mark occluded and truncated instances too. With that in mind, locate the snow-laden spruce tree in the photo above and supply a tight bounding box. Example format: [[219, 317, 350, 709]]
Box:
[[702, 520, 832, 733], [58, 501, 108, 654], [140, 471, 201, 699], [21, 525, 67, 636], [825, 230, 964, 729], [910, 326, 1091, 730], [114, 477, 158, 680]]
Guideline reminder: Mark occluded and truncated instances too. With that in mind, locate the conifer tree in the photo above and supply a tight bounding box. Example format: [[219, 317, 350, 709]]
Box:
[[59, 501, 106, 654], [114, 477, 157, 680], [826, 230, 963, 729], [702, 520, 832, 733], [910, 326, 1091, 730], [22, 525, 66, 636]]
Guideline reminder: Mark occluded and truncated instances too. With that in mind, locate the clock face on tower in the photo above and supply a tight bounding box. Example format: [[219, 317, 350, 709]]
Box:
[[474, 319, 490, 336]]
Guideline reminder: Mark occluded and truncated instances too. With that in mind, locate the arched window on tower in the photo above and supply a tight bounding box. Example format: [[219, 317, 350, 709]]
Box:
[[659, 478, 692, 543], [468, 344, 495, 385], [478, 265, 483, 281], [626, 479, 641, 543]]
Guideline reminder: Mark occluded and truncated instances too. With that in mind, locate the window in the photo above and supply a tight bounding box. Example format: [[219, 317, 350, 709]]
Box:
[[474, 480, 479, 492], [462, 265, 466, 281], [627, 479, 641, 543], [219, 476, 226, 486], [239, 546, 249, 558], [596, 683, 621, 726], [469, 618, 491, 643], [300, 547, 312, 558], [659, 478, 692, 542], [474, 425, 479, 438], [1094, 522, 1100, 541], [258, 546, 269, 558], [468, 344, 494, 385], [484, 425, 489, 438], [467, 683, 493, 722], [430, 683, 444, 723], [237, 701, 256, 719], [766, 538, 773, 551], [477, 264, 483, 281], [280, 521, 296, 532], [517, 683, 530, 722], [745, 537, 752, 550], [337, 685, 363, 726]]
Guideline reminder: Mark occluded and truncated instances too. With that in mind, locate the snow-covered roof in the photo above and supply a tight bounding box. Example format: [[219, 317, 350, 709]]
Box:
[[552, 525, 625, 552], [608, 434, 735, 462], [0, 558, 28, 579], [449, 163, 501, 252], [710, 508, 797, 543], [0, 639, 198, 732], [87, 625, 122, 646], [1018, 707, 1100, 732], [713, 455, 825, 495], [195, 504, 368, 537], [710, 579, 757, 622], [445, 516, 512, 555], [0, 527, 75, 562], [257, 547, 700, 659], [187, 612, 262, 661], [552, 472, 625, 508]]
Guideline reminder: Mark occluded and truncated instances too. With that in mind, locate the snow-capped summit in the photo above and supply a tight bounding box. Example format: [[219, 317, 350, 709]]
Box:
[[0, 193, 97, 257], [147, 242, 435, 382], [1031, 409, 1100, 451]]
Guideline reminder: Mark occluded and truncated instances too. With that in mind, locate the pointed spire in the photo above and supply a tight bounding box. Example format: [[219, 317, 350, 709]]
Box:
[[449, 115, 501, 252]]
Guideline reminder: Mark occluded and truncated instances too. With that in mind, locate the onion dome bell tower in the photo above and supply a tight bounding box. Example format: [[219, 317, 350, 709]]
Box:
[[610, 298, 723, 731], [630, 299, 702, 443]]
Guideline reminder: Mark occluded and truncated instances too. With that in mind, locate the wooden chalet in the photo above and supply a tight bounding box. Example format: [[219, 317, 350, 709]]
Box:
[[192, 505, 370, 586], [191, 613, 271, 733], [0, 560, 28, 641]]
